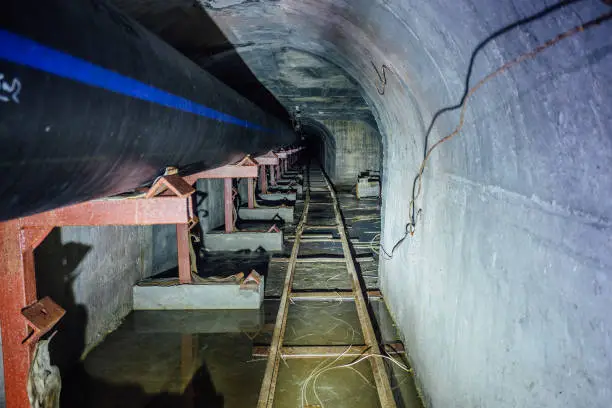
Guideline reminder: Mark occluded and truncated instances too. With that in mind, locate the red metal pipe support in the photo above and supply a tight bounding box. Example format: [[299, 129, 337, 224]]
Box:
[[269, 165, 276, 186], [248, 179, 255, 209], [259, 166, 268, 194], [224, 178, 233, 233], [0, 222, 48, 408], [184, 157, 258, 234], [176, 223, 192, 284], [254, 152, 278, 194], [0, 178, 201, 408]]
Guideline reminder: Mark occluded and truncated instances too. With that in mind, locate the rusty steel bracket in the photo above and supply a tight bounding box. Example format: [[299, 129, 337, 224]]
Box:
[[21, 297, 66, 346], [188, 216, 200, 230], [146, 174, 195, 198], [240, 270, 262, 291], [267, 224, 281, 233], [234, 154, 258, 167]]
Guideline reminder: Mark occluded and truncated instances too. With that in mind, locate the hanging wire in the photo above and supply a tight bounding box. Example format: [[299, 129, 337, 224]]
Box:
[[371, 61, 392, 95], [378, 4, 612, 259]]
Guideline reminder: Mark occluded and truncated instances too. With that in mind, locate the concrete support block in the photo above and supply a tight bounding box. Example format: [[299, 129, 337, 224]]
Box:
[[239, 206, 294, 223], [204, 231, 283, 251], [259, 192, 297, 201], [283, 173, 303, 181], [131, 309, 264, 333], [133, 279, 264, 310], [272, 184, 303, 194]]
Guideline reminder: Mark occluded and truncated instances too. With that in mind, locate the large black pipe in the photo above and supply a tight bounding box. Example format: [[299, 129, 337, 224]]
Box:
[[0, 1, 294, 221]]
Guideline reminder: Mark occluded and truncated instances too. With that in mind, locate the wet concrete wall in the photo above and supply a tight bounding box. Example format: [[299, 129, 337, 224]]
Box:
[[34, 226, 152, 369], [323, 120, 382, 187], [197, 179, 226, 242], [151, 225, 178, 275], [182, 1, 612, 407]]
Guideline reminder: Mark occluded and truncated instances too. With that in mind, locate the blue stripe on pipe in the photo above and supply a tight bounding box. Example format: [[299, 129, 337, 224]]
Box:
[[0, 29, 272, 132]]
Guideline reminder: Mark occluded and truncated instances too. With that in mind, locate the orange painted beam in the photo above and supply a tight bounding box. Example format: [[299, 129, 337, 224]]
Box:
[[18, 197, 193, 227], [0, 221, 37, 408], [183, 165, 258, 184]]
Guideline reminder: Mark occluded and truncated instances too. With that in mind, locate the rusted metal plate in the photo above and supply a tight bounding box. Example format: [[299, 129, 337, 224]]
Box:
[[176, 224, 192, 284], [19, 196, 193, 226], [146, 174, 195, 198], [21, 297, 66, 345], [235, 155, 259, 167]]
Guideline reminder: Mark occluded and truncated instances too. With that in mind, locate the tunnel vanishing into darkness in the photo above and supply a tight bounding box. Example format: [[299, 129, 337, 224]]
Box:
[[1, 0, 612, 407]]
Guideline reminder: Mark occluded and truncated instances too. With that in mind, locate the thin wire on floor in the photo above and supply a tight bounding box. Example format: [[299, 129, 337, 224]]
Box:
[[378, 5, 612, 259], [300, 345, 415, 408]]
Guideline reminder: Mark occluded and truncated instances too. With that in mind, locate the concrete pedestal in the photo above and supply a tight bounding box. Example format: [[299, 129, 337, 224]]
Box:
[[239, 206, 294, 223], [259, 192, 297, 202], [271, 184, 303, 194], [282, 173, 303, 181], [204, 230, 283, 251], [132, 309, 264, 333], [133, 278, 264, 310]]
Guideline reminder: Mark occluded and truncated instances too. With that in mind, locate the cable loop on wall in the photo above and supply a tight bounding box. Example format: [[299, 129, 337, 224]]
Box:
[[371, 61, 391, 95]]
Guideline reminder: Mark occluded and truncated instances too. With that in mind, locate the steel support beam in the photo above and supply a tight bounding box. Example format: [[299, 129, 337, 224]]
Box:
[[259, 166, 268, 194], [247, 179, 255, 209], [19, 197, 194, 226], [0, 222, 40, 408], [224, 178, 233, 234]]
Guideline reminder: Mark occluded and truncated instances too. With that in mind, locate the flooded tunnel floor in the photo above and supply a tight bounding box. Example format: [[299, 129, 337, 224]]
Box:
[[63, 166, 423, 408]]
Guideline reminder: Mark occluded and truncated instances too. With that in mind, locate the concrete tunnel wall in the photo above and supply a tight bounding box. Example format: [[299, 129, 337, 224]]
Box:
[[312, 2, 611, 407], [183, 0, 612, 406], [322, 120, 382, 187], [302, 118, 382, 187]]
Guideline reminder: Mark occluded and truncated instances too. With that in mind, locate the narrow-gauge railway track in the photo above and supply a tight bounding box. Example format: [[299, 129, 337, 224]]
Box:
[[257, 164, 397, 408]]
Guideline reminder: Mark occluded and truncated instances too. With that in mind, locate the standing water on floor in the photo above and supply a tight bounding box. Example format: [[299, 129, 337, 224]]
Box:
[[61, 165, 423, 407], [62, 301, 421, 408]]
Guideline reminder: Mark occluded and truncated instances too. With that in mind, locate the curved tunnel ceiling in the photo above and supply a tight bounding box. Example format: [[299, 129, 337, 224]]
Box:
[[111, 0, 379, 126]]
